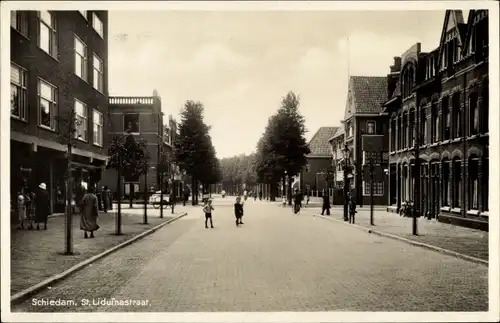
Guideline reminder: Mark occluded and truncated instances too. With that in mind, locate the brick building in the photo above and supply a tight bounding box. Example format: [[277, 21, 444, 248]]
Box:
[[300, 127, 338, 197], [101, 93, 184, 199], [341, 76, 389, 206], [383, 10, 489, 230], [10, 10, 109, 214]]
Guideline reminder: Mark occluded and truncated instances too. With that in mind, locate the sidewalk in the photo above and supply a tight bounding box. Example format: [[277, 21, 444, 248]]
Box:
[[10, 210, 179, 296], [310, 208, 488, 262]]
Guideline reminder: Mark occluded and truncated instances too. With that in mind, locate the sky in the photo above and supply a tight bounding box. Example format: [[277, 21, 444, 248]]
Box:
[[108, 10, 454, 158]]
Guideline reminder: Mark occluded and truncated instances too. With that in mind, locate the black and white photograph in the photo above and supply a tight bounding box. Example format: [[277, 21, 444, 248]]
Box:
[[2, 1, 499, 322]]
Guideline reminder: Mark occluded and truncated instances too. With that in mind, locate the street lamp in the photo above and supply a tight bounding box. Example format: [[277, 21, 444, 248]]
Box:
[[341, 144, 352, 221], [144, 165, 155, 224]]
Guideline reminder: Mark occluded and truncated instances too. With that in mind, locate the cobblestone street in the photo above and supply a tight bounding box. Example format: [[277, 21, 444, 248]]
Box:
[[12, 198, 488, 312]]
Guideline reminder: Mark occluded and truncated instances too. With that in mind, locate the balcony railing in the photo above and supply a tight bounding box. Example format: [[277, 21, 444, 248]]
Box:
[[109, 96, 155, 105]]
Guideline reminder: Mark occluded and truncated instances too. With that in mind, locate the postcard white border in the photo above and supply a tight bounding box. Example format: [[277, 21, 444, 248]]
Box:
[[1, 1, 498, 322]]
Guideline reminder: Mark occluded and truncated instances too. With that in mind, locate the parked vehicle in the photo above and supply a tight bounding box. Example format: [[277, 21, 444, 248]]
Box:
[[149, 191, 170, 209]]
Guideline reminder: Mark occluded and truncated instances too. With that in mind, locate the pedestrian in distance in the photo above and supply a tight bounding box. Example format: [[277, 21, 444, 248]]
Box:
[[170, 191, 176, 214], [320, 189, 331, 216], [203, 199, 215, 229], [80, 185, 100, 239], [282, 195, 287, 207], [16, 190, 28, 230], [35, 183, 50, 230], [348, 195, 357, 224], [101, 186, 110, 213], [26, 190, 36, 230], [293, 188, 302, 214], [234, 196, 244, 226], [258, 191, 262, 201]]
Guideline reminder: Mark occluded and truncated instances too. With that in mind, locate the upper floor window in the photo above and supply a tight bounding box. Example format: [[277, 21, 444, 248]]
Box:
[[420, 108, 427, 145], [442, 96, 450, 140], [124, 113, 140, 133], [469, 92, 479, 136], [74, 36, 88, 81], [441, 45, 448, 70], [426, 57, 435, 79], [366, 121, 375, 134], [93, 54, 104, 92], [38, 79, 57, 130], [92, 13, 104, 38], [11, 63, 28, 121], [452, 93, 461, 138], [11, 10, 28, 36], [38, 11, 58, 58], [453, 39, 462, 63], [74, 99, 88, 141], [431, 102, 439, 142], [93, 109, 103, 146]]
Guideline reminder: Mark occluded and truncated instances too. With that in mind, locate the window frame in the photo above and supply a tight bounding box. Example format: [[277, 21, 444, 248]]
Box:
[[93, 53, 104, 93], [92, 109, 104, 147], [92, 12, 104, 38], [38, 78, 58, 131], [38, 11, 58, 58], [123, 113, 140, 134], [11, 63, 28, 121], [366, 120, 376, 135], [74, 35, 88, 81], [363, 181, 384, 196], [469, 92, 479, 136], [74, 98, 88, 142], [11, 10, 29, 37]]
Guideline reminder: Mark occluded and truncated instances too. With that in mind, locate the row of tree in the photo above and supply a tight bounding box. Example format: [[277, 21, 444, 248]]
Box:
[[253, 91, 310, 202], [218, 154, 258, 194]]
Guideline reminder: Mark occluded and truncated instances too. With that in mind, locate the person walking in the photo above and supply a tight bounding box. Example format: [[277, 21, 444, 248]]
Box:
[[320, 189, 331, 216], [35, 183, 50, 230], [203, 199, 215, 229], [234, 196, 244, 227], [293, 188, 302, 214], [17, 190, 28, 230], [26, 190, 36, 230], [80, 186, 100, 238], [304, 191, 310, 208], [348, 195, 357, 224], [101, 186, 110, 213]]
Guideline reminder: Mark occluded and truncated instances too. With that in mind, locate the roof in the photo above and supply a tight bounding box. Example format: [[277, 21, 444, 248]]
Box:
[[349, 76, 388, 114], [307, 127, 338, 157], [329, 126, 345, 142]]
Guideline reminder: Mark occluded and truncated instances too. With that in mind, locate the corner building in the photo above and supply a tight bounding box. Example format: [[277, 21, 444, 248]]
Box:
[[384, 10, 489, 230], [10, 10, 109, 214]]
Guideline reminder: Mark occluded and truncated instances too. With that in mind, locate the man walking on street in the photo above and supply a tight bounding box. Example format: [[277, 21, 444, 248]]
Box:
[[320, 189, 331, 216], [35, 183, 50, 230], [349, 195, 357, 224]]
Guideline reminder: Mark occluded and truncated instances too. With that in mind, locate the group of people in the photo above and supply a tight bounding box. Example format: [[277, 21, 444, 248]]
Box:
[[16, 183, 51, 230], [202, 194, 246, 229]]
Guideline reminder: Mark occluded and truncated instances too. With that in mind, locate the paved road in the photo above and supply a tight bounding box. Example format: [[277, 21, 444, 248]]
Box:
[[12, 198, 488, 312]]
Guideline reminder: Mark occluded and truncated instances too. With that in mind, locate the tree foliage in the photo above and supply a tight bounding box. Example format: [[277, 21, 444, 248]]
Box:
[[107, 134, 150, 181], [254, 91, 310, 184], [219, 153, 258, 189], [174, 100, 220, 185]]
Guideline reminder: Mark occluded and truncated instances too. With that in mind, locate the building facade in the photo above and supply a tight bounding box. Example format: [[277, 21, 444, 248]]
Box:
[[342, 76, 389, 206], [384, 10, 489, 230], [10, 10, 109, 214], [300, 127, 338, 197]]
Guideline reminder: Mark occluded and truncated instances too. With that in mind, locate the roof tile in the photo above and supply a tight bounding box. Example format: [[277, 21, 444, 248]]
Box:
[[307, 127, 338, 157], [351, 76, 388, 114]]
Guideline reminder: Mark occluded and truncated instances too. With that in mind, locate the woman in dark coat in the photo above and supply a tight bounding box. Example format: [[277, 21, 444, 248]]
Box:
[[80, 186, 100, 238], [35, 183, 50, 230]]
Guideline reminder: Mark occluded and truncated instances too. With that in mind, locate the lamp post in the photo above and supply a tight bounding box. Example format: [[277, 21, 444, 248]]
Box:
[[143, 165, 154, 224], [159, 169, 164, 219], [342, 144, 351, 222], [369, 153, 375, 226]]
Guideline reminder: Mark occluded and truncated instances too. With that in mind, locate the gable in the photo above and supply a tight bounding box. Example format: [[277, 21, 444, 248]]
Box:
[[437, 10, 465, 68], [307, 127, 339, 157]]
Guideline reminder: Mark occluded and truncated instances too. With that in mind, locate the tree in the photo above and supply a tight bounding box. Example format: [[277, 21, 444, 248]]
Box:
[[254, 92, 310, 202], [174, 100, 217, 205], [219, 153, 258, 194], [107, 134, 149, 211]]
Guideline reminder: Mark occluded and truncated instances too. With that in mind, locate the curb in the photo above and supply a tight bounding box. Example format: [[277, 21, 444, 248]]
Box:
[[11, 212, 187, 305], [316, 214, 488, 266]]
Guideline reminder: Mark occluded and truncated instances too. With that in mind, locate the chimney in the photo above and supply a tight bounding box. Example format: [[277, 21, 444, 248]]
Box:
[[392, 57, 402, 72]]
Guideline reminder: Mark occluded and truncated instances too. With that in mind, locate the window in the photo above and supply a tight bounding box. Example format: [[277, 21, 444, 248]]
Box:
[[363, 151, 382, 165], [452, 93, 461, 138], [409, 111, 415, 147], [74, 99, 88, 141], [92, 13, 104, 38], [390, 118, 396, 151], [453, 39, 461, 63], [468, 26, 476, 55], [447, 40, 454, 68], [366, 121, 375, 135], [469, 93, 479, 135], [442, 161, 450, 206], [442, 96, 450, 140], [482, 158, 488, 212], [38, 11, 57, 58], [93, 109, 103, 146], [363, 181, 383, 196], [11, 10, 28, 36], [431, 103, 439, 142], [420, 108, 427, 145], [11, 64, 28, 121], [441, 45, 447, 70], [38, 79, 57, 130], [74, 36, 87, 81], [93, 54, 104, 92], [124, 113, 140, 133], [452, 158, 461, 208], [468, 158, 479, 210], [79, 10, 87, 19]]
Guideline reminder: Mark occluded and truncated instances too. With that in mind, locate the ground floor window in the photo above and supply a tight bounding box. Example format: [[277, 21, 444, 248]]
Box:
[[363, 181, 383, 196], [442, 161, 450, 206], [452, 158, 462, 208], [468, 157, 479, 210], [482, 158, 488, 211]]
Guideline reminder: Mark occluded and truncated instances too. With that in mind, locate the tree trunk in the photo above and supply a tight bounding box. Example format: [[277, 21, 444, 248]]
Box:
[[191, 177, 196, 206], [288, 175, 293, 205], [270, 182, 276, 201], [129, 184, 133, 208]]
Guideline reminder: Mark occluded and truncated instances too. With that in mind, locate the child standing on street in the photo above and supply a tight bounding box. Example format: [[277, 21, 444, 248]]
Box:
[[234, 196, 244, 227], [203, 199, 215, 229]]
